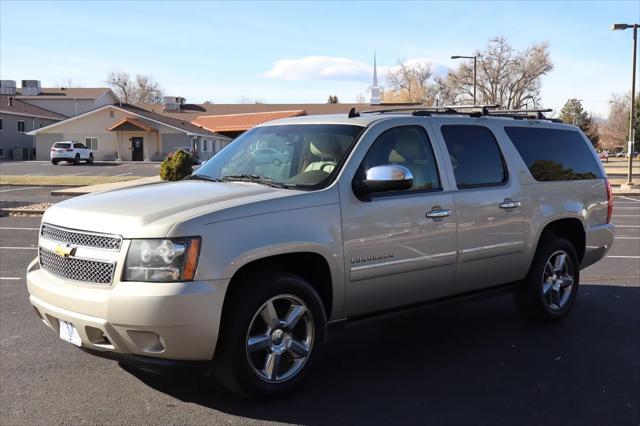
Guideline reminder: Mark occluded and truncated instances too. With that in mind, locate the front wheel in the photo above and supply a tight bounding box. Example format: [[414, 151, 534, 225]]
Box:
[[73, 154, 80, 165], [515, 235, 580, 321], [214, 272, 326, 397]]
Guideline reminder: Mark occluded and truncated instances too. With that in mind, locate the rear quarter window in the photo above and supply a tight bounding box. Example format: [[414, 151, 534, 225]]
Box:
[[504, 127, 603, 181]]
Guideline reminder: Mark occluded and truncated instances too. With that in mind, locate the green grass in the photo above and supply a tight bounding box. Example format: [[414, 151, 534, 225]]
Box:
[[0, 175, 140, 187]]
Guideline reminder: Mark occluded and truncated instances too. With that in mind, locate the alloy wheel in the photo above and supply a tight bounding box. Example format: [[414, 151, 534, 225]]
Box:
[[245, 294, 314, 383], [541, 250, 574, 311]]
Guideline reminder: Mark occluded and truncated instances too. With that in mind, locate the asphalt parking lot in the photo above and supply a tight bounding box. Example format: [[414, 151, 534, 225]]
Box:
[[0, 161, 160, 177], [0, 196, 638, 425]]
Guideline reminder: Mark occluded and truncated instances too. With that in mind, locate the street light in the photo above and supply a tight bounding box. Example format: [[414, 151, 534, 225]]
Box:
[[612, 22, 639, 188], [451, 55, 477, 105]]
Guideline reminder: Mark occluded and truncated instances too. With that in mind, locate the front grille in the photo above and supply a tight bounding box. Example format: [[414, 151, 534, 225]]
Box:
[[39, 248, 115, 285], [41, 224, 122, 251]]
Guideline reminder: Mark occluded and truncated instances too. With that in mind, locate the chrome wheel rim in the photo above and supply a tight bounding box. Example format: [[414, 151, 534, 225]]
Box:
[[245, 294, 314, 383], [542, 250, 574, 311]]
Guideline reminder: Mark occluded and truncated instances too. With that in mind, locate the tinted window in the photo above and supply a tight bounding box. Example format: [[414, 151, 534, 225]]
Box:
[[54, 143, 71, 148], [504, 127, 602, 181], [360, 125, 440, 192], [441, 125, 507, 188]]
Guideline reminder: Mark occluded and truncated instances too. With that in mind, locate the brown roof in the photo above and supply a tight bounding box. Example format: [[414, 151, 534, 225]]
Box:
[[0, 95, 67, 120], [16, 87, 113, 99], [107, 117, 154, 132], [135, 102, 397, 122], [192, 110, 306, 132], [114, 103, 219, 137]]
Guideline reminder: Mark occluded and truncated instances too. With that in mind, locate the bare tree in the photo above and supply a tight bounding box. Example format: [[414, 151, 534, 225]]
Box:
[[384, 60, 436, 104], [56, 78, 80, 88], [106, 71, 164, 104], [354, 92, 366, 103], [600, 94, 632, 151], [440, 37, 553, 109]]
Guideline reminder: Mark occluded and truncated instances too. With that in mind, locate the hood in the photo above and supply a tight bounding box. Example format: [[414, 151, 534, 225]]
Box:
[[43, 181, 296, 237]]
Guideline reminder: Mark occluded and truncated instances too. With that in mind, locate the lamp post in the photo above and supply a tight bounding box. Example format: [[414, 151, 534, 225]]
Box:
[[612, 23, 639, 188], [451, 55, 477, 105]]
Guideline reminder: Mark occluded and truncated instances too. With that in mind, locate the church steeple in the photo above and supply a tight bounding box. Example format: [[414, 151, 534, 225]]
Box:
[[370, 50, 381, 105]]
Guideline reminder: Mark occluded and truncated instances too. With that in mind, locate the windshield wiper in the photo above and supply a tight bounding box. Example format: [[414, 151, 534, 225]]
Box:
[[219, 174, 291, 188], [186, 174, 223, 182]]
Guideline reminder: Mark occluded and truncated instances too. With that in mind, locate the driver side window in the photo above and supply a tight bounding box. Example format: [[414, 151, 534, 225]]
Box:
[[361, 125, 441, 192]]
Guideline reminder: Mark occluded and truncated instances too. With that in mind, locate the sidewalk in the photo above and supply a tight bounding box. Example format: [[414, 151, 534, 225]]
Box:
[[50, 176, 162, 196]]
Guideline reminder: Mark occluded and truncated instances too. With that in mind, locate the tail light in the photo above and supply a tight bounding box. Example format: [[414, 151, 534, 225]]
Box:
[[50, 148, 55, 151], [605, 179, 613, 224]]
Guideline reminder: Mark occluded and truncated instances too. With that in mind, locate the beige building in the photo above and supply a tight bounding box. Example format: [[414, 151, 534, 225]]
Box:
[[28, 103, 229, 161]]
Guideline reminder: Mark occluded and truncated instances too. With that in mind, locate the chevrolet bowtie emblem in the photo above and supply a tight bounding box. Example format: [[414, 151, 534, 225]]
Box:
[[55, 244, 76, 258]]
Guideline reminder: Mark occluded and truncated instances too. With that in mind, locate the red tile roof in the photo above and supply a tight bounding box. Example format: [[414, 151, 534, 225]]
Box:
[[192, 110, 307, 132]]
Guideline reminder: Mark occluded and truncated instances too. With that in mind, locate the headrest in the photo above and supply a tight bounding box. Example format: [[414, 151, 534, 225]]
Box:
[[388, 133, 424, 162], [309, 134, 343, 159]]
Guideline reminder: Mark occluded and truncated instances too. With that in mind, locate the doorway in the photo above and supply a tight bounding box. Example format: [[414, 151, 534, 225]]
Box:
[[131, 137, 144, 161]]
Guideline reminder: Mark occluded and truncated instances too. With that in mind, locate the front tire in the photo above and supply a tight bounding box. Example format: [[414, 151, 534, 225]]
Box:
[[73, 154, 80, 165], [515, 234, 580, 321], [214, 271, 326, 397]]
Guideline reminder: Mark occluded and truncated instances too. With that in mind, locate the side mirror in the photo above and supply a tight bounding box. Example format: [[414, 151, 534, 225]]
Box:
[[355, 164, 413, 198]]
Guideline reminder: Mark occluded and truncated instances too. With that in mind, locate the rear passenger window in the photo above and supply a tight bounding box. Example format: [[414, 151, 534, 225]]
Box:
[[504, 127, 603, 181], [360, 125, 441, 192], [441, 125, 507, 189]]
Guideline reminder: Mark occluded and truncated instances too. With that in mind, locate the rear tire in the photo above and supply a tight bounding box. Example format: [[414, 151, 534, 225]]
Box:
[[213, 271, 326, 398], [87, 154, 94, 164], [73, 154, 80, 165], [51, 159, 59, 165], [515, 234, 580, 321]]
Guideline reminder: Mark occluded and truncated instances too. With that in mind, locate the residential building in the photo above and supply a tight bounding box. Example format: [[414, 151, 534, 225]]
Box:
[[28, 103, 229, 162], [0, 93, 66, 161]]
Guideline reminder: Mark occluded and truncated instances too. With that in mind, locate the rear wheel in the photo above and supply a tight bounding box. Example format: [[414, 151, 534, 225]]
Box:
[[213, 272, 326, 397], [515, 234, 579, 321], [87, 154, 94, 164], [73, 154, 80, 165], [51, 159, 59, 165]]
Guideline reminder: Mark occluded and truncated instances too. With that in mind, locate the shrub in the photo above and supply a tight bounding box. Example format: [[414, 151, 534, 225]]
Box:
[[160, 150, 193, 181]]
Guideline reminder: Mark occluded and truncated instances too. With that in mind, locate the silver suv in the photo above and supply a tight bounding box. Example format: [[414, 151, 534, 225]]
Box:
[[26, 107, 614, 397]]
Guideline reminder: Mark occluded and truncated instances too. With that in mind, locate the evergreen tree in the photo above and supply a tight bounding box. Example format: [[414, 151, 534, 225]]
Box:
[[559, 98, 599, 148]]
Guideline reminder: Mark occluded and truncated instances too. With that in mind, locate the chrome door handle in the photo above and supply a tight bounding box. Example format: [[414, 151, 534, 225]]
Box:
[[499, 199, 522, 209], [426, 209, 451, 219]]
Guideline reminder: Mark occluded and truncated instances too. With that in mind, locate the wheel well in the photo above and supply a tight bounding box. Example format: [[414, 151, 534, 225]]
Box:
[[539, 218, 586, 261], [224, 252, 333, 317]]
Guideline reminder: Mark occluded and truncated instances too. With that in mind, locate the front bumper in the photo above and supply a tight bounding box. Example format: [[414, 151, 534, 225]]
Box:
[[27, 260, 229, 361], [581, 223, 615, 269]]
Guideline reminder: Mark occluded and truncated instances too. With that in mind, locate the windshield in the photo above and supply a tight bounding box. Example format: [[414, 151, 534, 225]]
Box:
[[194, 124, 364, 188]]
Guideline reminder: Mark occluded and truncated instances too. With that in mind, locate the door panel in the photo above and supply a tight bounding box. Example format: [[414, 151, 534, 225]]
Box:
[[340, 123, 457, 317]]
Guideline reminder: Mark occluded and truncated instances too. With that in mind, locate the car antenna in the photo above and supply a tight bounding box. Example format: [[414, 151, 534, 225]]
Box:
[[348, 107, 360, 118]]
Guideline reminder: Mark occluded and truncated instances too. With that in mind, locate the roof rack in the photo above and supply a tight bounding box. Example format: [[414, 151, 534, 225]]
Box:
[[349, 105, 559, 121]]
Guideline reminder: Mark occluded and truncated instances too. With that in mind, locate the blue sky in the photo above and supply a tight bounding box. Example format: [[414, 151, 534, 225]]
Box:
[[1, 0, 638, 116]]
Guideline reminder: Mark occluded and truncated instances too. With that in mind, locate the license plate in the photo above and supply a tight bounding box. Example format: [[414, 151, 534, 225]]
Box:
[[59, 319, 82, 347]]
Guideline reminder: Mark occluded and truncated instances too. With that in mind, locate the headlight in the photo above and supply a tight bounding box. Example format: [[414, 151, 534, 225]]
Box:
[[123, 237, 201, 282]]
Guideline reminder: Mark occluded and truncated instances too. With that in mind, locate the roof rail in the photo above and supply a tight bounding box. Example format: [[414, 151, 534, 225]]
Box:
[[486, 108, 553, 120], [349, 105, 559, 121]]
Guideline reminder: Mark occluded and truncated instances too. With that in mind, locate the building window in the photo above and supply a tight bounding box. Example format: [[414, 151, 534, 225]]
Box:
[[202, 139, 208, 152], [17, 120, 25, 132], [109, 110, 115, 120], [0, 147, 4, 158], [0, 118, 3, 131], [85, 137, 98, 150]]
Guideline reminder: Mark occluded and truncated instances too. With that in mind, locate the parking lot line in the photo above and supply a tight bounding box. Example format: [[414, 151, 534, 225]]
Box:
[[0, 187, 42, 193], [0, 247, 37, 250], [606, 255, 640, 259], [617, 196, 640, 202], [613, 215, 640, 217], [615, 225, 640, 228], [0, 227, 39, 231], [115, 172, 133, 176], [615, 236, 640, 239], [0, 277, 21, 280]]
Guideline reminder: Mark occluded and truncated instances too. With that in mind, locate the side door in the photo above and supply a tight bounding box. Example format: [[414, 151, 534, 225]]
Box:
[[433, 121, 526, 293], [340, 122, 458, 316]]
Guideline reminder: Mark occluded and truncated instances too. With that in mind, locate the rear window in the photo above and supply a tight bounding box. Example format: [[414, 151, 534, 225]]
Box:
[[441, 125, 507, 189], [504, 127, 603, 181], [54, 143, 70, 148]]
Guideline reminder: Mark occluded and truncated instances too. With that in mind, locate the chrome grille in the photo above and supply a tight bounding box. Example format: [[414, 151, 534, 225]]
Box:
[[39, 248, 115, 285], [41, 224, 122, 251]]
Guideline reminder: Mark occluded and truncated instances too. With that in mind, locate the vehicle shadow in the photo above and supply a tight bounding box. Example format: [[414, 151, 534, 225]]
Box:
[[123, 284, 639, 425]]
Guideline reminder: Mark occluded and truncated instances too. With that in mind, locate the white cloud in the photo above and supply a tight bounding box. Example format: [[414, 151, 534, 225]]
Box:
[[265, 56, 371, 81]]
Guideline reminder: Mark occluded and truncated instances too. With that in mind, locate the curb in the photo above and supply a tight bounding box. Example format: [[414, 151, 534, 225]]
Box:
[[0, 208, 46, 216]]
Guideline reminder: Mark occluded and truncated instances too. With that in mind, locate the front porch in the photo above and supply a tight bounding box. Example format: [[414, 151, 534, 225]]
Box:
[[108, 118, 161, 161]]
